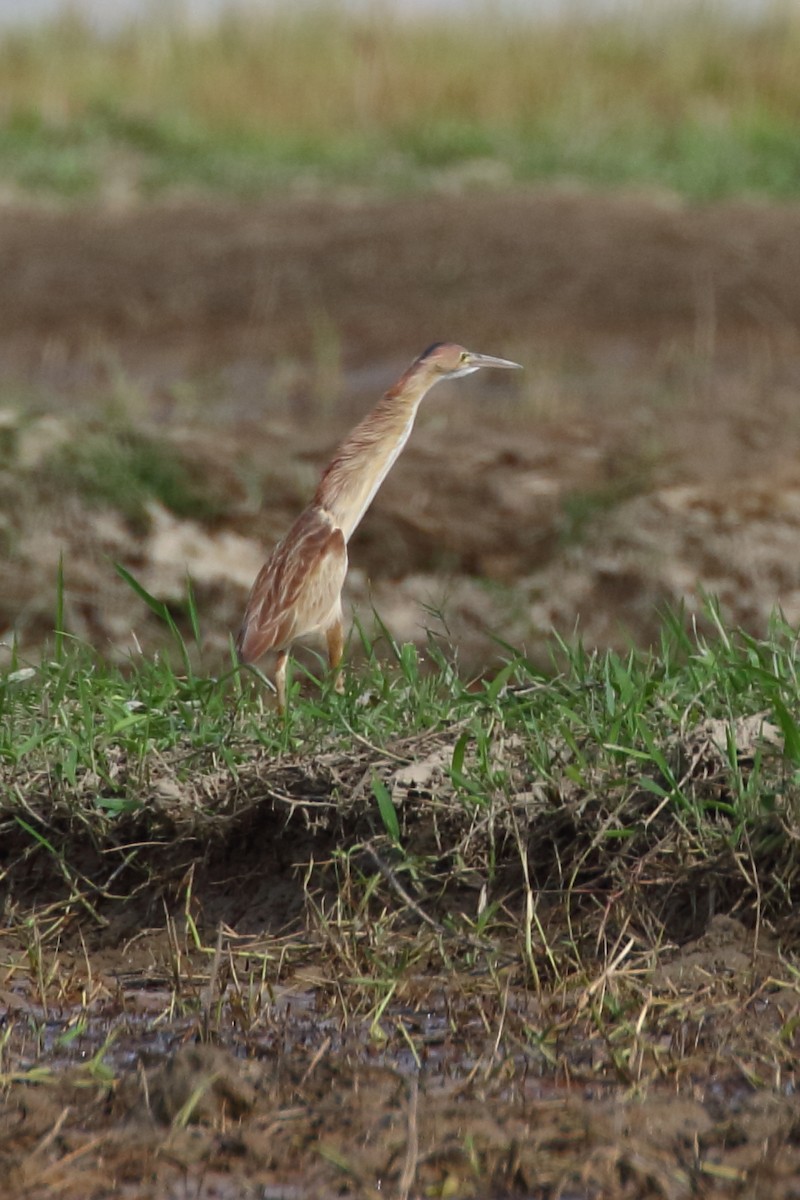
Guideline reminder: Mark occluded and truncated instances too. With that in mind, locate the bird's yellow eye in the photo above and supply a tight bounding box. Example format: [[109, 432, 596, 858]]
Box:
[[460, 351, 469, 363]]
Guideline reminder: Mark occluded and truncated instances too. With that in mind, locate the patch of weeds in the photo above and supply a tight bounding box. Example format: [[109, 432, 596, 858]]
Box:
[[512, 115, 800, 202], [0, 107, 100, 195], [394, 120, 498, 168], [46, 426, 226, 528], [559, 472, 649, 545]]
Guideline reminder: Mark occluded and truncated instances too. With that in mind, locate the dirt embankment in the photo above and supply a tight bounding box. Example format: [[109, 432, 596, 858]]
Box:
[[3, 188, 800, 668]]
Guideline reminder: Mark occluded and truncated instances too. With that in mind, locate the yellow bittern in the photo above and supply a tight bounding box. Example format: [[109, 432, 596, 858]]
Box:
[[236, 342, 522, 710]]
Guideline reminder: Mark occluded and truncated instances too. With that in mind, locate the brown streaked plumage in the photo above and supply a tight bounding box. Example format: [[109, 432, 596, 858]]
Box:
[[236, 342, 522, 711]]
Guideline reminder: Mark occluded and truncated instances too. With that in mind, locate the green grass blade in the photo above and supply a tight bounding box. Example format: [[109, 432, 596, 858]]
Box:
[[372, 775, 400, 843]]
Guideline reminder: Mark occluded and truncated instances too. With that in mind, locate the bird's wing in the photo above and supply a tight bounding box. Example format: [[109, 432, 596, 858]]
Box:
[[236, 506, 347, 665]]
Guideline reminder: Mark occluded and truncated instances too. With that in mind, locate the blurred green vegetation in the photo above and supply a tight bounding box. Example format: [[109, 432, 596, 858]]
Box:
[[47, 427, 226, 527], [1, 6, 800, 199]]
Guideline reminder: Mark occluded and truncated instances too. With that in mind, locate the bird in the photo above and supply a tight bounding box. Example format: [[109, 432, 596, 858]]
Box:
[[236, 342, 522, 711]]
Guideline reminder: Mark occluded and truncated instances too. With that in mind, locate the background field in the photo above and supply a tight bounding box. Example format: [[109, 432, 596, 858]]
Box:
[[2, 4, 800, 200], [3, 5, 800, 1199], [0, 1, 800, 201]]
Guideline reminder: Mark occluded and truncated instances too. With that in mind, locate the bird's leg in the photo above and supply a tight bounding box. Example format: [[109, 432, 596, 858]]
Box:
[[274, 651, 289, 715], [326, 618, 345, 694]]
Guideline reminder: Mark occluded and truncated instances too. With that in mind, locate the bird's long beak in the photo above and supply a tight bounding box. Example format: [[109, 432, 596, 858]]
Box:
[[468, 351, 523, 370]]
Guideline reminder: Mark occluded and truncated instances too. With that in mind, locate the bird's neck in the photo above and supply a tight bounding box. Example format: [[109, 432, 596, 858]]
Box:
[[314, 373, 434, 543]]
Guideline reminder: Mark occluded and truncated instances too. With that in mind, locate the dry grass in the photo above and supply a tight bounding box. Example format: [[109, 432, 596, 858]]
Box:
[[6, 6, 799, 134], [3, 5, 800, 197]]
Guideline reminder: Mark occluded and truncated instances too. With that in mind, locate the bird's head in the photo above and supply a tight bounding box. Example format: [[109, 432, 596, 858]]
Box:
[[418, 341, 522, 380]]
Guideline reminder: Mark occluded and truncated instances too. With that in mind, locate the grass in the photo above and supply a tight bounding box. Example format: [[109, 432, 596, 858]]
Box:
[[2, 6, 800, 199], [3, 589, 800, 951], [46, 426, 229, 527], [0, 406, 236, 528]]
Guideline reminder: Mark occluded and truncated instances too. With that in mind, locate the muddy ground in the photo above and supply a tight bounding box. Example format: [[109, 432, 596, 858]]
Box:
[[3, 188, 800, 1197]]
